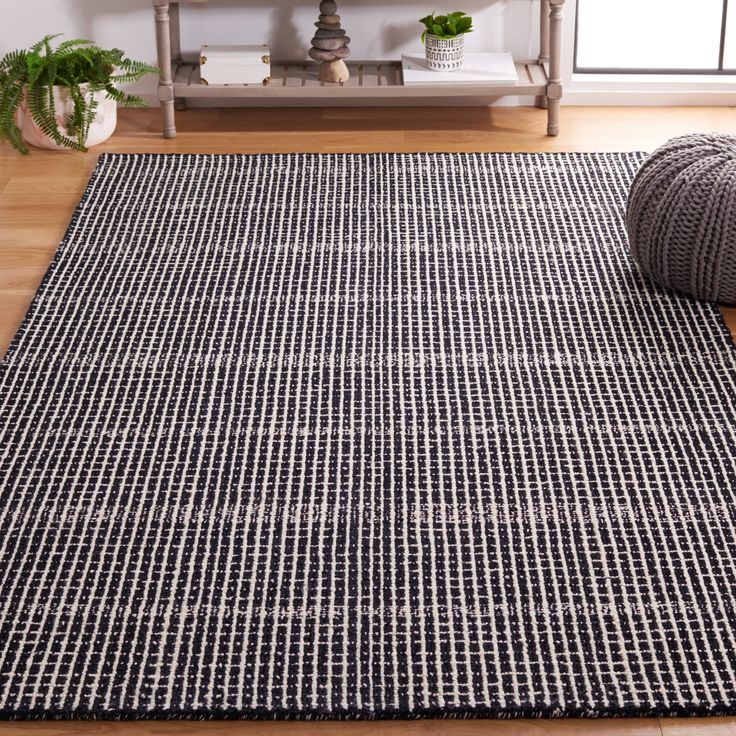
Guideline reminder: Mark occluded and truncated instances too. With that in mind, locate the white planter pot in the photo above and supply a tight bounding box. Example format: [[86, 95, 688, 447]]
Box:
[[18, 85, 117, 151], [425, 33, 465, 71]]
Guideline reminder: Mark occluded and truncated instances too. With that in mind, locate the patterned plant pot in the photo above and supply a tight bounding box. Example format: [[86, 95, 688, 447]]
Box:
[[17, 85, 117, 151], [424, 33, 465, 71]]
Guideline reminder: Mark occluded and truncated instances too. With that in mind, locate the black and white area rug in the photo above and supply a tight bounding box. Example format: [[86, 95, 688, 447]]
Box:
[[2, 152, 736, 720]]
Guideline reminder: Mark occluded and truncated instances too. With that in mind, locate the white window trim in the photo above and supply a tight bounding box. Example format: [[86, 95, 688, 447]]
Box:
[[560, 0, 736, 105]]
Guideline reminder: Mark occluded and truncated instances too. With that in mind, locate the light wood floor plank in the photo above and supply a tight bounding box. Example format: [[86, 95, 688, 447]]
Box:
[[722, 307, 736, 339], [2, 175, 91, 195], [0, 291, 35, 352], [660, 719, 736, 736], [0, 719, 666, 736], [0, 240, 58, 264], [0, 266, 47, 291]]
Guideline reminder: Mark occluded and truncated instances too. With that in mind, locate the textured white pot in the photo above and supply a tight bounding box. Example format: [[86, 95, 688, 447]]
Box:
[[18, 85, 117, 151], [425, 33, 465, 71]]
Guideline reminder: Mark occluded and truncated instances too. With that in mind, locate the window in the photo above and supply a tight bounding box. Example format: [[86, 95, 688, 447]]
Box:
[[574, 0, 735, 74]]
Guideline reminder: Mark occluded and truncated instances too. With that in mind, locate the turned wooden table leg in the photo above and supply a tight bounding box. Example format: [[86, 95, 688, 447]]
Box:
[[536, 0, 550, 109], [170, 2, 187, 111], [154, 0, 177, 138], [546, 0, 564, 136]]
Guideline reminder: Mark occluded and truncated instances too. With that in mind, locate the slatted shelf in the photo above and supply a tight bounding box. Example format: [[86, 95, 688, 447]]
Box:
[[172, 59, 548, 99], [153, 0, 563, 136]]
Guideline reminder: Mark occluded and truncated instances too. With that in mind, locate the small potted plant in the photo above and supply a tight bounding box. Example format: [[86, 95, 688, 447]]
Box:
[[419, 11, 473, 71], [0, 34, 157, 154]]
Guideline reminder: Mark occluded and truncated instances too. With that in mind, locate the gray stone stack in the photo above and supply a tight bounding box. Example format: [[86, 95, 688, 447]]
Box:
[[309, 0, 351, 83]]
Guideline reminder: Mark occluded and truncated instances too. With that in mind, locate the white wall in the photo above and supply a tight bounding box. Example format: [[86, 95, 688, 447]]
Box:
[[0, 0, 540, 103], [0, 1, 157, 83], [4, 1, 734, 105]]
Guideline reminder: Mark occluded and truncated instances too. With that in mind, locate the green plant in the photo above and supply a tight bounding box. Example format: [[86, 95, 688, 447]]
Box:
[[0, 34, 157, 154], [419, 11, 474, 42]]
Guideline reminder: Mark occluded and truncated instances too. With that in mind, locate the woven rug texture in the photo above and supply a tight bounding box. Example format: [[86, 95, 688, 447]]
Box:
[[1, 152, 736, 719]]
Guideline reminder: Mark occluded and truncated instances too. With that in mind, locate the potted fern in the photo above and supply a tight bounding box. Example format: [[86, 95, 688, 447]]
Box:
[[0, 35, 157, 154], [419, 11, 474, 71]]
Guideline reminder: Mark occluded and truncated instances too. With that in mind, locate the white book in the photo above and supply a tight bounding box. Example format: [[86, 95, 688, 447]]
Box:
[[401, 52, 518, 86]]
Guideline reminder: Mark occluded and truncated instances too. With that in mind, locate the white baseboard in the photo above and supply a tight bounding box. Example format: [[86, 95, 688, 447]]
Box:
[[137, 91, 735, 109]]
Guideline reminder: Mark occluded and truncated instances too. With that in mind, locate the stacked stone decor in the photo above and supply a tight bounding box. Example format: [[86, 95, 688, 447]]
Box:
[[309, 0, 351, 83]]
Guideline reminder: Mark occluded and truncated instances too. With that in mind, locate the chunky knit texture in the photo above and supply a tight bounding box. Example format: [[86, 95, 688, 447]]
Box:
[[626, 133, 736, 304]]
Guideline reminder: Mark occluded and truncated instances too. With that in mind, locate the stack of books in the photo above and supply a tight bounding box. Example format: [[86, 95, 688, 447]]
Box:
[[401, 52, 518, 86]]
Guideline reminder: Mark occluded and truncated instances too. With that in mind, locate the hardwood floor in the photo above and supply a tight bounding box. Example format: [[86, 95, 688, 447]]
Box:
[[4, 720, 736, 736], [2, 720, 736, 736], [0, 105, 735, 735]]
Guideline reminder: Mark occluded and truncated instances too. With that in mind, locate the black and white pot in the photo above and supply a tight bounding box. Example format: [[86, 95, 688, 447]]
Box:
[[424, 33, 465, 71]]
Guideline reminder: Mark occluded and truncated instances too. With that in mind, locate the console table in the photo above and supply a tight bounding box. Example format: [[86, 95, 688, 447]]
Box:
[[152, 0, 564, 138]]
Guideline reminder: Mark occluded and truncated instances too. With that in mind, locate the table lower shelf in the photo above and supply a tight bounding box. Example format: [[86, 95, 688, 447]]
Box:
[[172, 59, 549, 99]]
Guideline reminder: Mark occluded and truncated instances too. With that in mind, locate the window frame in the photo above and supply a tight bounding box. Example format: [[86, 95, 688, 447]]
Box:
[[573, 0, 735, 75]]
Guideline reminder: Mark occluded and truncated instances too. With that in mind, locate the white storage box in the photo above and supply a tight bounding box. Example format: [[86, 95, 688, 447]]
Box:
[[199, 44, 271, 86]]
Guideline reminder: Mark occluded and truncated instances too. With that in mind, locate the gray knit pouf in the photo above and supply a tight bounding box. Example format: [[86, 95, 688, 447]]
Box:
[[626, 133, 736, 304]]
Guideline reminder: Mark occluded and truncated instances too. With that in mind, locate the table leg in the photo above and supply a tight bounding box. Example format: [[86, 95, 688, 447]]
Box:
[[170, 3, 187, 111], [547, 0, 564, 136], [536, 0, 550, 109], [154, 0, 177, 138]]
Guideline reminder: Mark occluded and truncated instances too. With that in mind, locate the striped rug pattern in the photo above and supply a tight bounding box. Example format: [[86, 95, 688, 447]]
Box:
[[1, 153, 736, 719]]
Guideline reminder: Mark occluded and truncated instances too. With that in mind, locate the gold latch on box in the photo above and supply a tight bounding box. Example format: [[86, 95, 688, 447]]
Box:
[[262, 55, 270, 65], [199, 55, 207, 65]]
